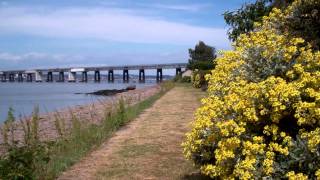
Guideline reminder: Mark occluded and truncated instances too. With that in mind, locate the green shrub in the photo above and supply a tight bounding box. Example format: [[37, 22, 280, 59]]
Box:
[[0, 107, 50, 179], [181, 76, 191, 83]]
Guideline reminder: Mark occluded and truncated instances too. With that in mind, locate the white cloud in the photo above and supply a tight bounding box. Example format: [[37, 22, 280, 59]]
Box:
[[99, 2, 211, 12], [138, 3, 213, 12], [0, 6, 230, 48], [0, 52, 88, 68], [0, 52, 49, 62]]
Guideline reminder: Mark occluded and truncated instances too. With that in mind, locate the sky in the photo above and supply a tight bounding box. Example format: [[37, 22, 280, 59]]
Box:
[[0, 0, 254, 70]]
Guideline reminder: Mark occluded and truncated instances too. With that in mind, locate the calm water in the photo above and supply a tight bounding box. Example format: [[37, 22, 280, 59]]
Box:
[[0, 82, 155, 123]]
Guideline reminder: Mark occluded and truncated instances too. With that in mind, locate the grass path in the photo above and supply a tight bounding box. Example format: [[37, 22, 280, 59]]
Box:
[[58, 85, 205, 180]]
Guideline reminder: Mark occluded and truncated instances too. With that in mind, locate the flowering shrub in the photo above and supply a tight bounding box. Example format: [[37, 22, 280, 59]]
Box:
[[191, 70, 201, 88], [183, 1, 320, 179], [191, 70, 211, 89]]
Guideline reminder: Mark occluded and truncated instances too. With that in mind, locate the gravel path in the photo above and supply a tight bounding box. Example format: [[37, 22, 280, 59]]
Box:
[[58, 86, 204, 180]]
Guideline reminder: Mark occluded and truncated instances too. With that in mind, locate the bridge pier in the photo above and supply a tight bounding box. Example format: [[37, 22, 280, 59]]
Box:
[[35, 72, 42, 82], [1, 74, 6, 82], [68, 72, 76, 82], [82, 71, 88, 82], [9, 74, 15, 82], [139, 69, 145, 83], [18, 73, 23, 82], [176, 68, 182, 76], [47, 72, 53, 82], [156, 68, 163, 82], [58, 72, 64, 82], [108, 70, 114, 82], [123, 69, 129, 83], [27, 73, 33, 82], [94, 71, 101, 82]]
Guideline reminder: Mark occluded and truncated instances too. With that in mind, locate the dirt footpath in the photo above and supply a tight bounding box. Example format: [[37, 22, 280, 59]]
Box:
[[58, 85, 205, 180]]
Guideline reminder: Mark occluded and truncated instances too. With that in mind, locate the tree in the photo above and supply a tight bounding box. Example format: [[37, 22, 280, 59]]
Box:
[[224, 0, 293, 42], [282, 0, 320, 50], [224, 0, 272, 42], [187, 41, 217, 70]]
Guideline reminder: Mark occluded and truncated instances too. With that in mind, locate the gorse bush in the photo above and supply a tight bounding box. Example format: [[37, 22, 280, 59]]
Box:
[[191, 70, 201, 88], [281, 0, 320, 50], [183, 1, 320, 179], [191, 70, 210, 89]]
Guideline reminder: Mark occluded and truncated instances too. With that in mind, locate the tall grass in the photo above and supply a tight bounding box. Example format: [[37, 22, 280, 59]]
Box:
[[0, 107, 50, 180], [1, 107, 15, 146], [0, 81, 174, 179]]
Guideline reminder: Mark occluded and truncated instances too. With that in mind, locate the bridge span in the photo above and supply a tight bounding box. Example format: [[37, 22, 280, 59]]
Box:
[[0, 63, 187, 83]]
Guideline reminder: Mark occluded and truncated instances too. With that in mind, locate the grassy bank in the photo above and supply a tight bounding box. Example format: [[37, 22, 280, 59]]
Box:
[[0, 82, 174, 180]]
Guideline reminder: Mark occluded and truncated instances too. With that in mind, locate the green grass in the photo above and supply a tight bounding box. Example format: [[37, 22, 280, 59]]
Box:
[[35, 82, 174, 179]]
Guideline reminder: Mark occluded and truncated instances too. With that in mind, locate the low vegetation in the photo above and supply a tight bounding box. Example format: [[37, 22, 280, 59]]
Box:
[[0, 82, 174, 179], [173, 75, 191, 83]]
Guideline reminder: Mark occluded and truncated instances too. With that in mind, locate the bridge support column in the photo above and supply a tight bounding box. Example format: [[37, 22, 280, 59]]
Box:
[[139, 69, 145, 83], [58, 72, 64, 82], [82, 71, 88, 82], [9, 74, 15, 82], [156, 68, 162, 82], [18, 73, 23, 82], [123, 69, 129, 83], [94, 71, 101, 82], [27, 73, 33, 82], [176, 68, 182, 76], [35, 72, 42, 82], [47, 72, 53, 82], [68, 72, 76, 82], [1, 74, 6, 82], [108, 70, 114, 82]]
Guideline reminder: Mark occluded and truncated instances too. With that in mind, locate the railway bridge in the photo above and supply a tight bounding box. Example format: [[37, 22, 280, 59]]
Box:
[[0, 63, 187, 83]]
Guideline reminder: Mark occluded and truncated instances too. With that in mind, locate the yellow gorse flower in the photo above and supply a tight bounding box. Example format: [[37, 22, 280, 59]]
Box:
[[183, 0, 320, 179]]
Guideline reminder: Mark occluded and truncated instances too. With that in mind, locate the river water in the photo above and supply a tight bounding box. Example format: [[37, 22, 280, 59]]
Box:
[[0, 81, 156, 123]]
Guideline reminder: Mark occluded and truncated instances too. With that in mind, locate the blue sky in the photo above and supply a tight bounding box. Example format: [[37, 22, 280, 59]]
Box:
[[0, 0, 254, 70]]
